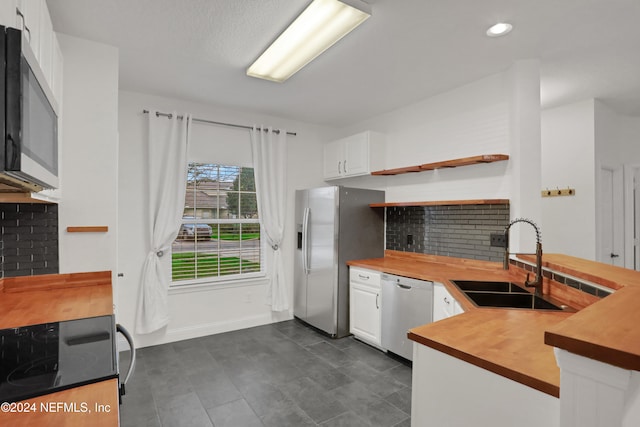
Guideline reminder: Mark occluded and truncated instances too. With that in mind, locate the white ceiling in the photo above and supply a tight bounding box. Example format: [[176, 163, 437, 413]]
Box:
[[46, 0, 640, 127]]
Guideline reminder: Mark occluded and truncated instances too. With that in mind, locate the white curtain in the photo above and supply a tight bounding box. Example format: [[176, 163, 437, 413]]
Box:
[[251, 126, 289, 311], [136, 111, 191, 334]]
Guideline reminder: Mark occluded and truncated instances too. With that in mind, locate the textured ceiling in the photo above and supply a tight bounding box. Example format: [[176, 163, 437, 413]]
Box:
[[46, 0, 640, 126]]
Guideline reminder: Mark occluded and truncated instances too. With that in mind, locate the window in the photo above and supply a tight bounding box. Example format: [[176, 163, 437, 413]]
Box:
[[171, 163, 262, 284]]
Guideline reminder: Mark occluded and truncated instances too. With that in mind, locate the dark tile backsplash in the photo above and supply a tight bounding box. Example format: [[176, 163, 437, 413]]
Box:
[[1, 203, 59, 278], [386, 204, 510, 262]]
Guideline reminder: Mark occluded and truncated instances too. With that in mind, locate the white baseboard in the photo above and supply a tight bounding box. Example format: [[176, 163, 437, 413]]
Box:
[[123, 312, 293, 350]]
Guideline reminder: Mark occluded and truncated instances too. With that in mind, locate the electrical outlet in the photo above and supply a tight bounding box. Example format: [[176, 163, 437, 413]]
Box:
[[490, 233, 507, 248], [407, 234, 414, 245]]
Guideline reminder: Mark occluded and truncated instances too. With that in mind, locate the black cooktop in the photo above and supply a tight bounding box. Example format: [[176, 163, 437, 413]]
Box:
[[0, 315, 118, 402]]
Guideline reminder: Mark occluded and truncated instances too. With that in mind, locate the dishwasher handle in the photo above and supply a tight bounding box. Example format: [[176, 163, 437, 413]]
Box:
[[397, 283, 412, 290]]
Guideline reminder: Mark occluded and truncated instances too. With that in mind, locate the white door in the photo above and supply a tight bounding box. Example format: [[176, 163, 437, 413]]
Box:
[[599, 166, 624, 266]]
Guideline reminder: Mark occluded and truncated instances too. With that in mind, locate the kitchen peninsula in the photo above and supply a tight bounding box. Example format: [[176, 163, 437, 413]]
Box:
[[348, 250, 640, 427], [0, 271, 119, 427]]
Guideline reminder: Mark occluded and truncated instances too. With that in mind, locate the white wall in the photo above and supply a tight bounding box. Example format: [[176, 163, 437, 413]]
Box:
[[506, 60, 542, 251], [595, 101, 640, 167], [541, 100, 597, 259], [57, 35, 119, 277], [338, 72, 512, 203], [117, 90, 333, 348], [617, 116, 640, 163], [335, 62, 542, 253], [541, 99, 640, 261]]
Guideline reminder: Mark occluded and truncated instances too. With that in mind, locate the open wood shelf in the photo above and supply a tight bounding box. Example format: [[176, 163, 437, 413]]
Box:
[[66, 226, 109, 233], [371, 154, 509, 176], [370, 199, 510, 208]]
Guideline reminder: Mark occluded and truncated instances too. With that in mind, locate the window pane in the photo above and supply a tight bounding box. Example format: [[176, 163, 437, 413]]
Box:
[[240, 192, 258, 218], [240, 223, 261, 273], [173, 162, 261, 283], [172, 223, 261, 281]]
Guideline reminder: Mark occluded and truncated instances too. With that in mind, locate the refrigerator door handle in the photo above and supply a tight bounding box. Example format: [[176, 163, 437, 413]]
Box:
[[302, 207, 310, 274]]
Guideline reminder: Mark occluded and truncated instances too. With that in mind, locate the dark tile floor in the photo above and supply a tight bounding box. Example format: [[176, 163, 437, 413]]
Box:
[[119, 319, 412, 427]]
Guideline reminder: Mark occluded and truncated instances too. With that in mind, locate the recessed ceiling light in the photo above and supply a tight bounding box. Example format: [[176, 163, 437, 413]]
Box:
[[486, 22, 513, 37]]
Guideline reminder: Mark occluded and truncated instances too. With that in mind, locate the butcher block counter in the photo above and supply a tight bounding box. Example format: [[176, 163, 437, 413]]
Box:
[[348, 250, 640, 398], [0, 271, 119, 427]]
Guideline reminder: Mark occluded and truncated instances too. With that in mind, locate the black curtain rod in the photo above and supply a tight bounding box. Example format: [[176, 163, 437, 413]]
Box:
[[142, 110, 296, 136]]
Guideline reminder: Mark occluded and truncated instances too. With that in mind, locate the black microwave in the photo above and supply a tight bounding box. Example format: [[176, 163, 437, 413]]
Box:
[[0, 25, 59, 190]]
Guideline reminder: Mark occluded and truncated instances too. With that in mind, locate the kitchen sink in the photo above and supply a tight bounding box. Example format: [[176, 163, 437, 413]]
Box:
[[450, 280, 565, 311], [463, 292, 564, 310], [451, 280, 530, 294]]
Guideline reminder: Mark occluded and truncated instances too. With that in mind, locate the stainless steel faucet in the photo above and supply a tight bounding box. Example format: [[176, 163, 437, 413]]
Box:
[[503, 218, 543, 295]]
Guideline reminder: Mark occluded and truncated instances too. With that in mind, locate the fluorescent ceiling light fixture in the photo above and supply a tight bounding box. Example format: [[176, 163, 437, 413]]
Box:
[[486, 22, 513, 37], [247, 0, 371, 82]]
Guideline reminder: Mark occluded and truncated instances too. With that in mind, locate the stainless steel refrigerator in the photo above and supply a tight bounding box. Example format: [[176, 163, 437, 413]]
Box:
[[294, 186, 384, 338]]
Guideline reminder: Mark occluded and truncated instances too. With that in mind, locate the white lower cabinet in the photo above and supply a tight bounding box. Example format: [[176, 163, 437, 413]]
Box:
[[433, 282, 463, 321], [349, 267, 382, 347]]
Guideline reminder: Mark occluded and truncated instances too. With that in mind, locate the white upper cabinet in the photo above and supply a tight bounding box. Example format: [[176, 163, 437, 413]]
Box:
[[51, 33, 63, 106], [1, 0, 61, 108], [324, 131, 385, 180], [38, 0, 53, 87], [16, 0, 42, 60], [0, 1, 18, 27]]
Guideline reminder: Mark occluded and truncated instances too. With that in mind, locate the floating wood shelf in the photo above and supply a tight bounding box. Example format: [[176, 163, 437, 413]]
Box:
[[66, 226, 109, 233], [370, 199, 510, 208], [371, 165, 423, 175], [371, 154, 509, 176]]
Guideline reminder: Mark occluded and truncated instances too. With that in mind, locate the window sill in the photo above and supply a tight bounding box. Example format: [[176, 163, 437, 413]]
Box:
[[169, 275, 269, 295]]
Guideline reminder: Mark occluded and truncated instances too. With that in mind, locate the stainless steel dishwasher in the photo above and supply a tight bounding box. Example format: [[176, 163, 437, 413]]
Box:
[[381, 273, 433, 361]]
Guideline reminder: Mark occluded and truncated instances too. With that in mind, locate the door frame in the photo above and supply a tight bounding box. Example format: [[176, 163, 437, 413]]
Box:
[[624, 163, 640, 270], [597, 164, 624, 266]]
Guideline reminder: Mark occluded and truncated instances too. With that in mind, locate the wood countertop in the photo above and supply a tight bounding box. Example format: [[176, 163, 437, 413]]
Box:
[[537, 254, 640, 371], [0, 271, 119, 426], [348, 250, 640, 398], [0, 380, 119, 427], [0, 271, 114, 329]]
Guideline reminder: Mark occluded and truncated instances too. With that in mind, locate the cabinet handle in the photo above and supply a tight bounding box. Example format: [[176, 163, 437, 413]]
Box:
[[376, 293, 379, 309], [343, 160, 347, 173], [358, 274, 370, 280], [444, 297, 450, 305]]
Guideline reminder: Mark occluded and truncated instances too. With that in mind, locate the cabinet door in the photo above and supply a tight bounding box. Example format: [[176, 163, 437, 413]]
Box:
[[433, 282, 455, 321], [453, 299, 464, 315], [350, 283, 381, 346], [51, 32, 63, 106], [0, 0, 17, 28], [16, 0, 42, 60], [38, 1, 52, 88], [343, 133, 369, 176], [323, 140, 344, 179]]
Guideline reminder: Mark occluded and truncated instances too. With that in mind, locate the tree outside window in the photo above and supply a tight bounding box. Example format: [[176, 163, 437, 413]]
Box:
[[171, 163, 262, 283]]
